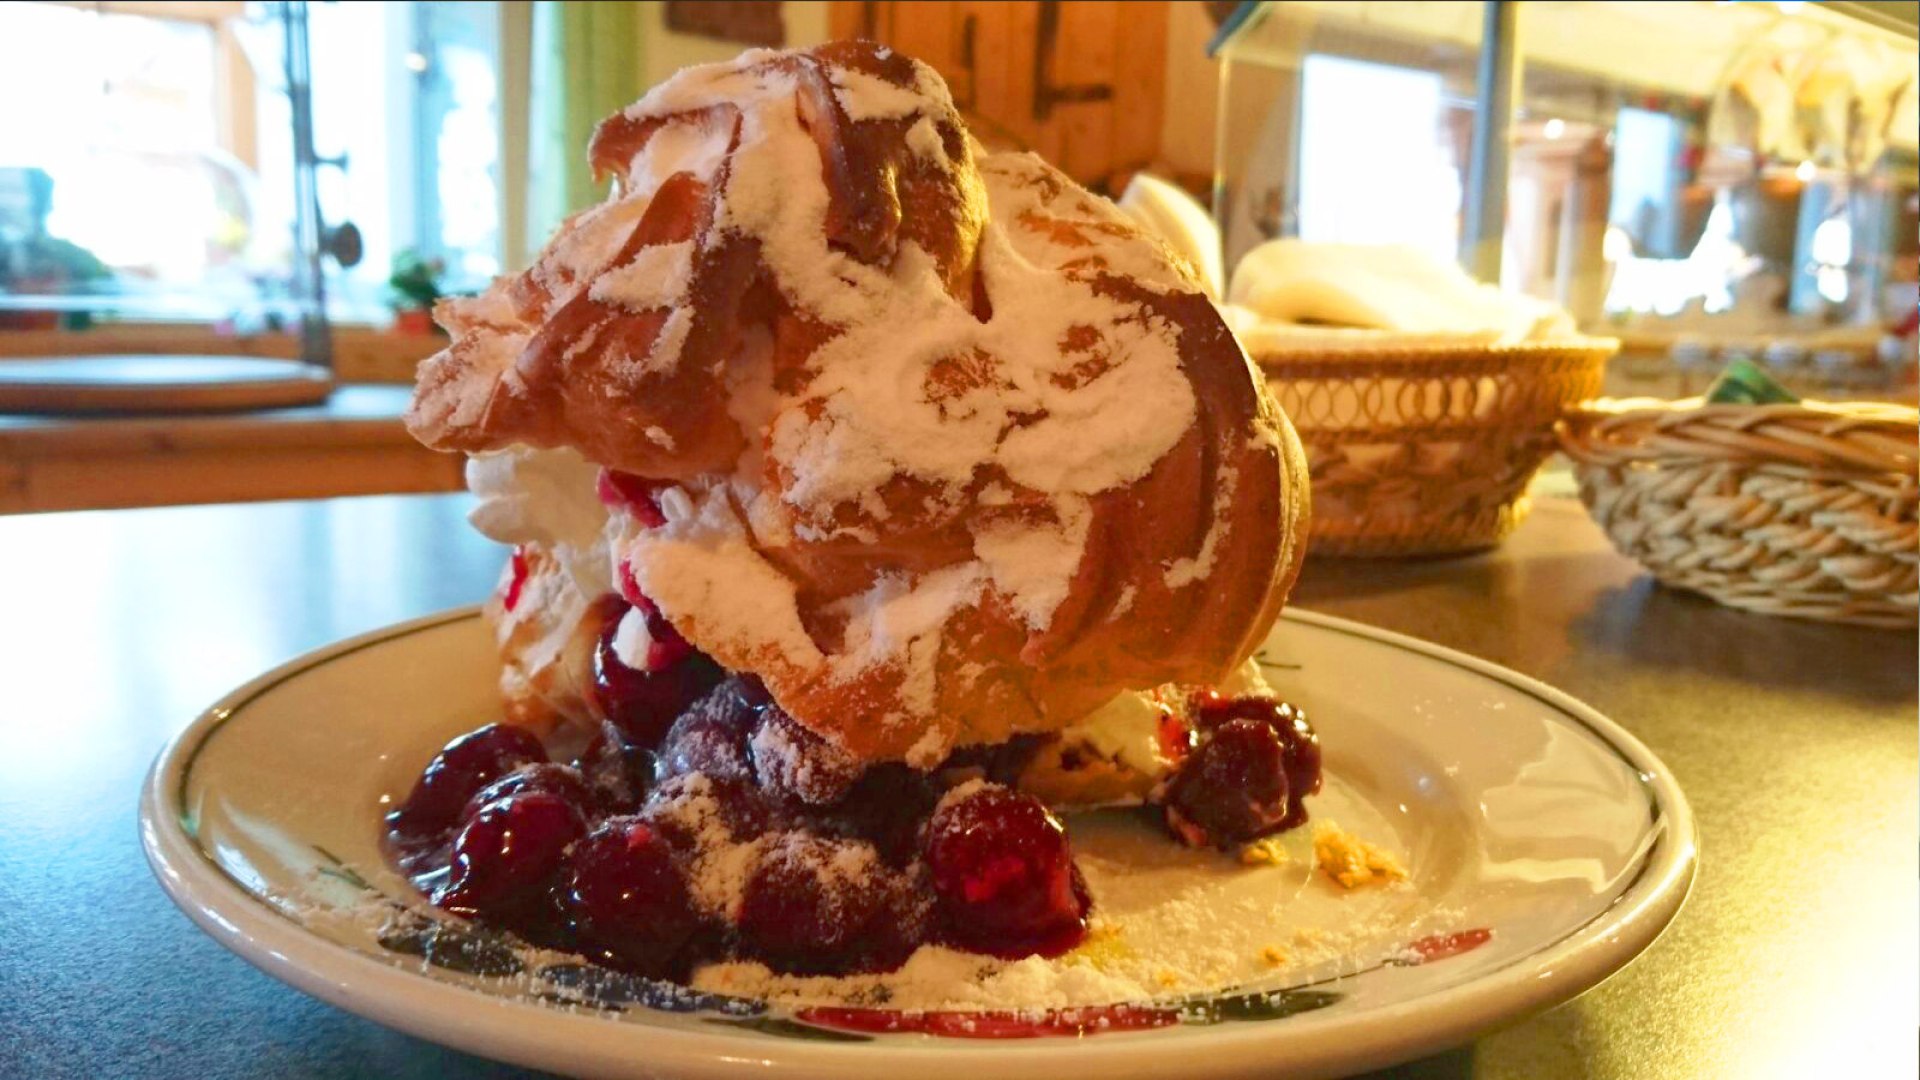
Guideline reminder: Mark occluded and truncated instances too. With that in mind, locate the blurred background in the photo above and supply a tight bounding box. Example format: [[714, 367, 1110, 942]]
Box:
[[0, 0, 1914, 512]]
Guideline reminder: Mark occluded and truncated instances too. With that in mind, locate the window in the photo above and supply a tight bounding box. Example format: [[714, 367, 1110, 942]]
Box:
[[1297, 54, 1462, 265], [0, 0, 503, 325], [414, 1, 503, 286], [0, 2, 251, 317]]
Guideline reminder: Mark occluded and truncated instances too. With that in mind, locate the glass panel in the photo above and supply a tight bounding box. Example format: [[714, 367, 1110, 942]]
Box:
[[412, 1, 503, 290], [1212, 0, 1485, 276], [0, 3, 280, 325], [287, 0, 502, 321], [1511, 0, 1919, 396], [1298, 54, 1460, 263], [0, 0, 505, 332]]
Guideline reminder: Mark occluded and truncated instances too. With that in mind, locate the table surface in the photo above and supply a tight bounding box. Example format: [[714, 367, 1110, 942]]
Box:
[[2, 493, 1913, 1079]]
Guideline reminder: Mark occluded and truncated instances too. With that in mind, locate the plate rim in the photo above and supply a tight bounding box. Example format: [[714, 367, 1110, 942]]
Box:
[[141, 605, 1697, 1080]]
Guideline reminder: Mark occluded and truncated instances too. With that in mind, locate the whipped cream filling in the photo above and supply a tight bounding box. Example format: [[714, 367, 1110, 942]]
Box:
[[1060, 657, 1274, 780], [466, 447, 615, 598], [610, 605, 656, 672]]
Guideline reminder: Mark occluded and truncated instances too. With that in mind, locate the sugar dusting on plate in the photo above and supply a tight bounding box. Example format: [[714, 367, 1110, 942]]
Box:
[[687, 808, 1441, 1011]]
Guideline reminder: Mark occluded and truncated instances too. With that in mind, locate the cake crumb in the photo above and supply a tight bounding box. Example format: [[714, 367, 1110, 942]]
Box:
[[1064, 921, 1132, 971], [1258, 945, 1289, 967], [1312, 821, 1407, 889], [1238, 837, 1288, 866], [1154, 970, 1181, 989]]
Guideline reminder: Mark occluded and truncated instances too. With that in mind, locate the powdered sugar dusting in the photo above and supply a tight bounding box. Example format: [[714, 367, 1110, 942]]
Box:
[[903, 115, 948, 162], [587, 241, 694, 312], [687, 803, 1437, 1011], [748, 714, 861, 804], [760, 830, 881, 909], [620, 113, 734, 201], [540, 199, 652, 297], [637, 307, 694, 375], [645, 774, 764, 920], [828, 565, 986, 725], [618, 48, 1198, 588], [972, 496, 1092, 629], [831, 65, 930, 121], [1164, 458, 1236, 588], [626, 486, 825, 672]]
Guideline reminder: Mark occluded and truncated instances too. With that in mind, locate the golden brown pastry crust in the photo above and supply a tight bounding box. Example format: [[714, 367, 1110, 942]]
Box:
[[411, 42, 1308, 763]]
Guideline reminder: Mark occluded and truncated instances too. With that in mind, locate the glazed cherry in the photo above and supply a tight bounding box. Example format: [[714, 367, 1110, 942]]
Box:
[[924, 784, 1090, 958], [639, 774, 782, 851], [590, 595, 722, 748], [1163, 718, 1293, 848], [1191, 693, 1306, 737], [562, 818, 706, 979], [387, 724, 547, 845], [749, 705, 861, 807], [460, 762, 591, 825], [596, 469, 669, 527], [434, 792, 586, 921], [735, 834, 888, 974], [575, 720, 654, 814], [501, 546, 532, 612], [823, 763, 939, 866], [858, 865, 935, 971], [1188, 694, 1321, 830], [654, 679, 763, 783]]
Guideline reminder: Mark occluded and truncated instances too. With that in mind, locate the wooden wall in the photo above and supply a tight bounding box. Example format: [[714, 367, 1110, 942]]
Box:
[[830, 0, 1169, 194]]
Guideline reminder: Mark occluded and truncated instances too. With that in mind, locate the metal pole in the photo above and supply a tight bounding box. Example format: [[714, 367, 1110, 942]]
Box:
[[282, 0, 334, 372], [1462, 0, 1518, 284]]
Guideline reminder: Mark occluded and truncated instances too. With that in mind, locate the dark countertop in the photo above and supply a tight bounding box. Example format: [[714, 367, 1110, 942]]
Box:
[[2, 494, 1913, 1078]]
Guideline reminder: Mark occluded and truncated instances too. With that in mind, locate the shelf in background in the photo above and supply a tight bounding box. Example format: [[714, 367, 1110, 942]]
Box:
[[0, 383, 463, 514]]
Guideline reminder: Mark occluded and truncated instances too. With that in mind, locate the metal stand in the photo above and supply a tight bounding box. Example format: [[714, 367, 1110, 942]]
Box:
[[281, 0, 335, 372], [1462, 0, 1519, 284]]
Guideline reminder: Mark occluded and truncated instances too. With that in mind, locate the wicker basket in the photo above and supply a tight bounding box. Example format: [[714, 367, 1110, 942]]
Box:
[[1558, 398, 1919, 628], [1255, 338, 1615, 556]]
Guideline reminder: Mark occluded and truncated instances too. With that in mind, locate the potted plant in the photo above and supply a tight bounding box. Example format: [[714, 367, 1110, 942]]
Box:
[[387, 249, 446, 335]]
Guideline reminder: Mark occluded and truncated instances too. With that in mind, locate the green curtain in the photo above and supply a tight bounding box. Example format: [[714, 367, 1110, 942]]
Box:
[[526, 1, 642, 251]]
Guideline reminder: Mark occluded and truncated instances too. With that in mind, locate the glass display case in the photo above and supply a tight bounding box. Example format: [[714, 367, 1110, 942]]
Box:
[[1212, 0, 1920, 398], [0, 1, 311, 334], [0, 0, 503, 353]]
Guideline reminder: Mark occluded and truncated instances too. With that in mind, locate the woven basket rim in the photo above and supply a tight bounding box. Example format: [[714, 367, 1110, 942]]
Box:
[[1250, 335, 1619, 370], [1558, 396, 1918, 477], [1566, 396, 1919, 425]]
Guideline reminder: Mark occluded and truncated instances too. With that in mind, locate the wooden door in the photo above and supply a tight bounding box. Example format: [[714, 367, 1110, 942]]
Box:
[[829, 0, 1168, 194]]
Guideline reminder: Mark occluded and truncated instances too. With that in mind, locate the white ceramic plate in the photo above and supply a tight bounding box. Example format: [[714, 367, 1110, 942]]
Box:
[[142, 607, 1694, 1080]]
